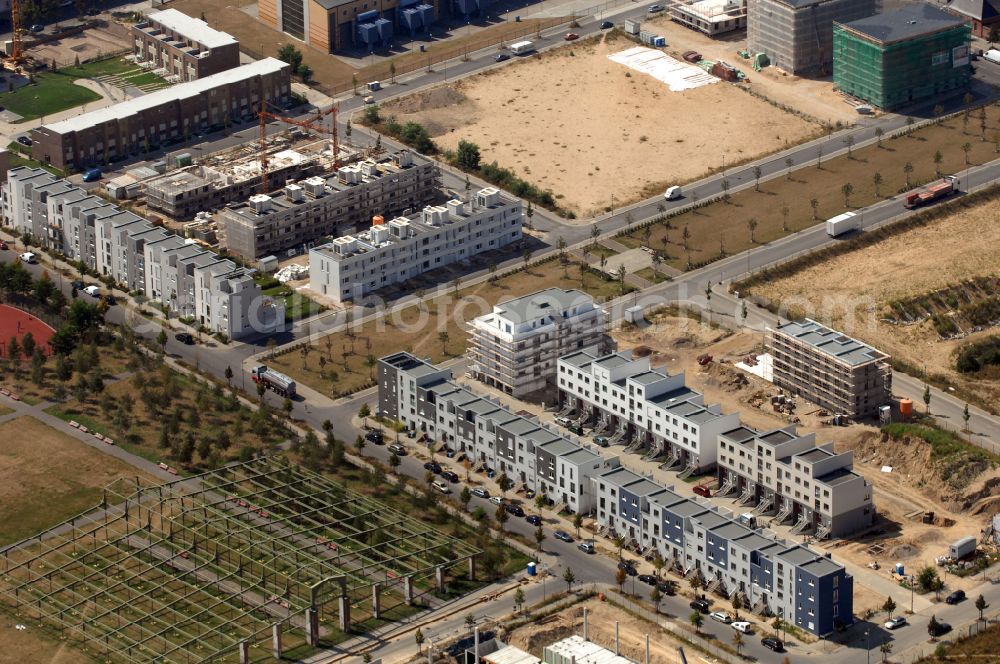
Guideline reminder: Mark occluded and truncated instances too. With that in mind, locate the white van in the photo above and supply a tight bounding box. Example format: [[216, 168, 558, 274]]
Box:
[[83, 285, 102, 298], [19, 251, 36, 264], [664, 185, 682, 200], [432, 480, 451, 494]]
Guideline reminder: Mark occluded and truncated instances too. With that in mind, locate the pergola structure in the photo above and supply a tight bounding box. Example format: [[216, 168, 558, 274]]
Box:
[[0, 457, 479, 663]]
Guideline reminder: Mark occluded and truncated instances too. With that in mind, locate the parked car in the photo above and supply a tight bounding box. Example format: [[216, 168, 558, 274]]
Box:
[[761, 636, 784, 652], [504, 503, 524, 517], [526, 514, 542, 526], [593, 436, 609, 447], [16, 136, 32, 147], [365, 430, 384, 444], [83, 285, 101, 298], [441, 470, 460, 483], [102, 294, 116, 306], [690, 598, 711, 613], [555, 416, 572, 427], [693, 485, 712, 498], [0, 241, 8, 250], [731, 621, 752, 634], [578, 540, 596, 554], [554, 530, 573, 542], [424, 461, 442, 474], [82, 168, 102, 182], [444, 447, 456, 458], [617, 560, 637, 576], [432, 480, 451, 494], [471, 487, 490, 499], [174, 332, 194, 345], [710, 611, 732, 624], [30, 24, 44, 33], [70, 279, 86, 290], [489, 496, 503, 505], [929, 620, 952, 637], [647, 4, 664, 11], [884, 616, 907, 630], [600, 20, 614, 28], [656, 580, 675, 594], [19, 251, 36, 264], [638, 574, 657, 586], [495, 53, 510, 62], [945, 590, 966, 604], [387, 443, 407, 456], [564, 32, 579, 41]]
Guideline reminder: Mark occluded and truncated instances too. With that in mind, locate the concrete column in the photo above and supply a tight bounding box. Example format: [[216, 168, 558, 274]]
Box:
[[305, 607, 319, 647], [435, 565, 445, 594], [583, 607, 588, 640], [404, 575, 415, 605], [339, 594, 351, 633], [468, 555, 476, 581], [474, 627, 480, 663], [238, 640, 250, 664], [272, 623, 283, 660], [645, 633, 650, 664], [372, 583, 382, 620], [615, 621, 620, 656]]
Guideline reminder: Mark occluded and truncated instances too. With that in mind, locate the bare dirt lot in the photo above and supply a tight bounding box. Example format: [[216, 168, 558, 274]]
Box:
[[746, 196, 1000, 413], [378, 31, 819, 216], [28, 21, 131, 67]]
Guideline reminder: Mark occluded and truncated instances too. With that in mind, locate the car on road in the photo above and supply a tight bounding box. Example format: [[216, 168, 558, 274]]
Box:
[[929, 620, 952, 637], [489, 496, 503, 505], [564, 32, 579, 41], [664, 185, 683, 200], [647, 4, 664, 11], [174, 332, 195, 345], [432, 479, 451, 494], [554, 530, 573, 542], [30, 24, 44, 33], [364, 95, 376, 104], [884, 616, 907, 630], [441, 470, 460, 483], [600, 20, 614, 28], [70, 279, 86, 290], [0, 241, 8, 250], [710, 611, 732, 624], [761, 636, 784, 652], [690, 598, 711, 613], [495, 53, 510, 62], [617, 560, 637, 576], [593, 436, 609, 447], [731, 621, 752, 634], [945, 590, 966, 605], [504, 503, 524, 517], [526, 514, 542, 526], [82, 168, 102, 182], [365, 430, 384, 444], [471, 487, 490, 499], [82, 285, 101, 298], [388, 443, 407, 456], [19, 251, 37, 263], [656, 580, 675, 594], [444, 447, 456, 458], [423, 461, 442, 474], [16, 136, 32, 147], [102, 294, 117, 306], [578, 540, 596, 553], [638, 574, 657, 586]]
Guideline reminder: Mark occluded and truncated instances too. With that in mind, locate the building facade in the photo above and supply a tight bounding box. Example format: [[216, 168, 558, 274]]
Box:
[[942, 0, 1000, 38], [2, 167, 283, 339], [833, 4, 971, 110], [309, 186, 521, 303], [747, 0, 878, 74], [716, 426, 874, 538], [218, 150, 439, 259], [131, 8, 240, 82], [31, 59, 291, 171], [468, 289, 611, 399], [768, 319, 891, 419], [557, 349, 740, 474]]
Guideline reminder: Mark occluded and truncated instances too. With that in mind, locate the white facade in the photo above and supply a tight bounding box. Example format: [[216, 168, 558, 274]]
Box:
[[309, 187, 522, 303], [2, 167, 282, 339]]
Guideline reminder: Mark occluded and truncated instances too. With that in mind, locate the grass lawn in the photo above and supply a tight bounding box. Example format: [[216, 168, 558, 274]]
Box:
[[0, 405, 11, 416], [0, 415, 158, 546], [269, 257, 632, 398], [634, 266, 671, 284], [257, 277, 327, 323], [616, 105, 1000, 271], [582, 243, 619, 259]]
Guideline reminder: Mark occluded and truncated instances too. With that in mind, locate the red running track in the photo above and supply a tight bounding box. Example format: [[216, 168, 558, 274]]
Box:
[[0, 304, 55, 358]]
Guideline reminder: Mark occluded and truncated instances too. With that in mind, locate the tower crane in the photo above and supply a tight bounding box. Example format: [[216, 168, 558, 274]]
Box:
[[257, 105, 340, 194]]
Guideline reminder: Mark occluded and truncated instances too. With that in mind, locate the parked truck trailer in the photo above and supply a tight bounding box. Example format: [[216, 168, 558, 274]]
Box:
[[251, 365, 297, 397], [825, 211, 859, 237], [903, 176, 957, 209]]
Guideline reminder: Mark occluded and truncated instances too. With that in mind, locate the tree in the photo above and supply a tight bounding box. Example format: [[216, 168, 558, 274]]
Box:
[[875, 126, 884, 148], [882, 596, 896, 619], [345, 119, 352, 138], [354, 434, 366, 457], [721, 178, 730, 201], [732, 631, 744, 656], [534, 494, 545, 515], [456, 140, 481, 171], [844, 134, 855, 158], [388, 452, 401, 473], [841, 182, 854, 208], [931, 576, 945, 601], [923, 383, 932, 414], [459, 486, 472, 511], [534, 525, 546, 552], [389, 61, 396, 84], [933, 149, 943, 175], [352, 73, 359, 96], [650, 586, 662, 613], [522, 249, 533, 270], [747, 218, 758, 244], [810, 197, 819, 220], [616, 264, 627, 294], [785, 156, 794, 179], [780, 205, 790, 232], [873, 171, 884, 198], [753, 164, 762, 191], [682, 225, 690, 251], [514, 587, 525, 613], [690, 575, 703, 593], [879, 642, 892, 663], [903, 161, 914, 188], [415, 628, 425, 654], [976, 594, 988, 621], [297, 63, 311, 82], [590, 224, 600, 247], [497, 472, 512, 498], [573, 513, 584, 538], [689, 610, 704, 633], [990, 25, 999, 44], [816, 145, 823, 168], [495, 504, 509, 534], [224, 365, 233, 386], [157, 329, 168, 354], [964, 403, 971, 432], [962, 141, 972, 165], [359, 403, 371, 428], [438, 331, 450, 355], [928, 614, 942, 637], [731, 593, 742, 620], [276, 44, 304, 74], [917, 565, 940, 593], [563, 567, 576, 592], [613, 533, 627, 560], [615, 568, 628, 593], [933, 104, 945, 119], [526, 200, 534, 229]]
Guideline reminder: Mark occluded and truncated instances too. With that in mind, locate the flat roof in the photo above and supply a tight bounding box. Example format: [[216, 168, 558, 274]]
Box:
[[560, 350, 600, 369], [560, 447, 602, 465], [839, 4, 966, 43], [483, 645, 540, 664], [629, 371, 667, 386], [622, 477, 664, 497], [545, 636, 636, 664], [41, 58, 287, 136], [773, 318, 888, 367], [797, 448, 834, 464], [493, 288, 595, 325], [816, 467, 860, 487], [146, 8, 238, 49], [720, 426, 758, 444], [759, 428, 798, 445], [592, 352, 634, 371]]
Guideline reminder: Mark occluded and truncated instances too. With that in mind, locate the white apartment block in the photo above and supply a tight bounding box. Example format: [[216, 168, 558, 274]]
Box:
[[594, 467, 853, 637], [2, 167, 283, 339], [468, 288, 611, 399], [557, 349, 740, 474], [716, 426, 873, 539], [309, 187, 522, 303]]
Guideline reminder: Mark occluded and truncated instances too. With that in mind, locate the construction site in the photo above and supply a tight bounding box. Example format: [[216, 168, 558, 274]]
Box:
[[0, 457, 480, 663]]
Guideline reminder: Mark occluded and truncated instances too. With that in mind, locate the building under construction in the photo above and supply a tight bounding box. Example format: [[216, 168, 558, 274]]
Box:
[[671, 0, 747, 36], [747, 0, 878, 74], [833, 4, 971, 110]]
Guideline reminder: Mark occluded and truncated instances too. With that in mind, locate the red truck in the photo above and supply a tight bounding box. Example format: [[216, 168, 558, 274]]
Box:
[[903, 176, 958, 209]]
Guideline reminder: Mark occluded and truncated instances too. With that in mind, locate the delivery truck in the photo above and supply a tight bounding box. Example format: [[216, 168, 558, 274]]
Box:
[[251, 365, 297, 397], [903, 176, 957, 209], [984, 49, 1000, 65], [825, 211, 859, 237]]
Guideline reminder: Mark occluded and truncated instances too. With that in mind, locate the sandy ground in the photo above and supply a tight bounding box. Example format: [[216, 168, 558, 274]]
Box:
[[379, 32, 818, 217], [748, 197, 1000, 412], [613, 312, 998, 590], [29, 21, 132, 68]]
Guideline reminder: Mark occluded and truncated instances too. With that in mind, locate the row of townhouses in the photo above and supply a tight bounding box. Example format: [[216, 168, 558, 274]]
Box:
[[2, 167, 283, 339], [309, 186, 522, 303], [378, 351, 854, 637]]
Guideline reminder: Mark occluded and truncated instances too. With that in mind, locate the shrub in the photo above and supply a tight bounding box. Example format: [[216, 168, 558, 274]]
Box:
[[956, 336, 1000, 374]]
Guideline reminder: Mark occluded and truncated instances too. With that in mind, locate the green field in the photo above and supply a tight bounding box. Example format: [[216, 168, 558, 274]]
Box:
[[256, 275, 327, 323]]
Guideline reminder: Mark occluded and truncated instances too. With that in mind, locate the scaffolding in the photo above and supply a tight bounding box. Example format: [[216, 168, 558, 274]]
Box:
[[0, 457, 479, 663]]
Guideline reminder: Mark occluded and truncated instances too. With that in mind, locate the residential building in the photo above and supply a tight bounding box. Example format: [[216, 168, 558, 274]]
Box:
[[31, 58, 291, 171], [131, 8, 240, 82], [378, 351, 618, 515], [747, 0, 879, 74], [672, 0, 748, 36], [2, 167, 283, 339], [258, 0, 438, 52], [833, 4, 971, 110], [594, 467, 853, 636], [768, 318, 891, 418], [309, 186, 522, 303], [557, 349, 740, 474], [468, 289, 611, 399], [942, 0, 1000, 38], [218, 150, 439, 260], [716, 426, 874, 538]]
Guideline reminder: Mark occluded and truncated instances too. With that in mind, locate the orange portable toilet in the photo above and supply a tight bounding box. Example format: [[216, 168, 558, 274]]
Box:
[[372, 215, 384, 226], [899, 399, 913, 419]]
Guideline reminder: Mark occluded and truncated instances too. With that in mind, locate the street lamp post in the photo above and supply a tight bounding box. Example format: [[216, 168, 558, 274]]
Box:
[[865, 629, 870, 664]]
